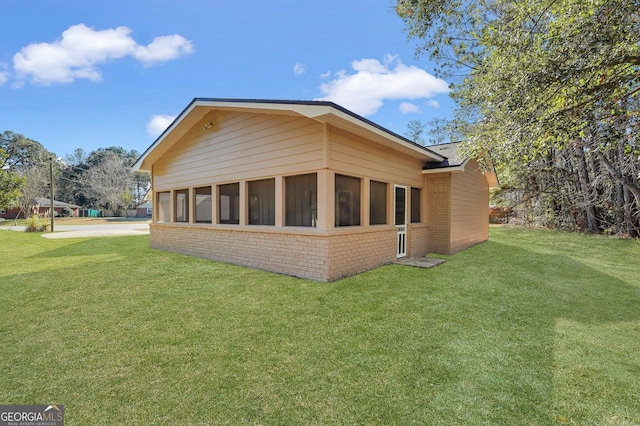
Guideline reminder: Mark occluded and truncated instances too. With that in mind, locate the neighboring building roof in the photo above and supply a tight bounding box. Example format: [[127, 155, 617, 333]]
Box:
[[133, 98, 448, 172], [422, 141, 499, 188], [422, 142, 466, 169], [33, 197, 81, 209]]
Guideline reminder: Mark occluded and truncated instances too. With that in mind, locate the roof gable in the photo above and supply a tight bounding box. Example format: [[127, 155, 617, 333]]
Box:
[[133, 98, 446, 172]]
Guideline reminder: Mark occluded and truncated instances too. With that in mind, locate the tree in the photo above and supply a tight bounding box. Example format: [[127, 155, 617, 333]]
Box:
[[58, 146, 149, 213], [396, 0, 640, 235], [0, 131, 60, 213], [0, 149, 24, 209], [405, 118, 451, 145], [426, 117, 450, 145], [78, 147, 148, 215], [405, 120, 427, 145], [0, 131, 53, 171]]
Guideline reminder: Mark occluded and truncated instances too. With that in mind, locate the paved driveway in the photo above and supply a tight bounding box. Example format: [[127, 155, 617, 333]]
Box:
[[1, 221, 150, 239]]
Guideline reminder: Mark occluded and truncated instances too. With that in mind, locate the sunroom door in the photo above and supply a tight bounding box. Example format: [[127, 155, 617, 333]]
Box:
[[394, 185, 407, 258]]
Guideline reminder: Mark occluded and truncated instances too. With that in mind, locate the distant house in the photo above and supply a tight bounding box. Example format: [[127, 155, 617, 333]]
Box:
[[133, 98, 498, 281], [136, 200, 153, 218], [0, 197, 80, 219]]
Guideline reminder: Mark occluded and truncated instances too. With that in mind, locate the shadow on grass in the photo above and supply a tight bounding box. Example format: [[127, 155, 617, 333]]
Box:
[[3, 232, 639, 424], [384, 237, 640, 424]]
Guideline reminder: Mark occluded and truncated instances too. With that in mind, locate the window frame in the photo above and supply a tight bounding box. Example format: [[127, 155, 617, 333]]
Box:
[[335, 174, 361, 227], [411, 187, 421, 223], [248, 178, 275, 226], [174, 189, 189, 223], [369, 180, 388, 225], [156, 191, 171, 222], [285, 173, 317, 227], [194, 186, 213, 224], [218, 183, 240, 225]]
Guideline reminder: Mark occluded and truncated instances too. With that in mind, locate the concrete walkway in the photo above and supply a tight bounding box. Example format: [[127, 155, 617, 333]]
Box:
[[1, 221, 150, 239], [395, 257, 446, 269]]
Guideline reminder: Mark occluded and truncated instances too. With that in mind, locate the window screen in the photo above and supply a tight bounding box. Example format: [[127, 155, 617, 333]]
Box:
[[195, 186, 212, 223], [248, 179, 275, 225], [157, 191, 170, 222], [285, 173, 317, 227], [335, 174, 361, 227], [219, 183, 240, 224], [174, 189, 189, 222], [369, 180, 387, 225], [411, 187, 421, 223]]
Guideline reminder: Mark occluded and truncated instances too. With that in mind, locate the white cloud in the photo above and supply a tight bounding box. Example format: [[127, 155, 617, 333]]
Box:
[[427, 99, 440, 108], [133, 34, 194, 66], [293, 62, 307, 76], [146, 114, 176, 138], [0, 67, 8, 86], [320, 70, 331, 78], [399, 102, 421, 114], [12, 24, 194, 86], [316, 55, 450, 116]]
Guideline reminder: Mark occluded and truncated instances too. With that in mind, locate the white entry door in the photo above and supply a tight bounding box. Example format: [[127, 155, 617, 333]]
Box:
[[394, 185, 407, 258]]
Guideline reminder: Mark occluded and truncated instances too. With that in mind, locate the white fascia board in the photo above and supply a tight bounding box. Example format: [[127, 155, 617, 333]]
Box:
[[132, 101, 200, 171]]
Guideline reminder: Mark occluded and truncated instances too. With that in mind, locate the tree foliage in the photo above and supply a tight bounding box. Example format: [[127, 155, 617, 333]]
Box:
[[0, 149, 25, 209], [0, 131, 53, 171], [1, 131, 149, 215], [59, 147, 149, 214], [0, 131, 58, 212], [397, 0, 640, 235]]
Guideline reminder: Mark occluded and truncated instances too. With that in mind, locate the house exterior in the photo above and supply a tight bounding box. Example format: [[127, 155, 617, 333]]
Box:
[[0, 197, 80, 219], [135, 200, 153, 218], [133, 99, 498, 282]]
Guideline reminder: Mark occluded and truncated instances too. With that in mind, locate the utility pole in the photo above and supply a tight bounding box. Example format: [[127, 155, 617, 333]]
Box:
[[49, 158, 55, 232]]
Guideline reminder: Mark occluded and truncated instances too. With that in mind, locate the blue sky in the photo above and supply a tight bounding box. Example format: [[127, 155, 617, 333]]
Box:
[[1, 0, 454, 159]]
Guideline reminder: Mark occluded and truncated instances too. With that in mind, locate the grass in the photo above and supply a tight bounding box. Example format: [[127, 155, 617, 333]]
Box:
[[0, 227, 638, 425]]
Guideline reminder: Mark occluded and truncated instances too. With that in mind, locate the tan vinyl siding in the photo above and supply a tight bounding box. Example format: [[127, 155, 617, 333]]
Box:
[[153, 111, 324, 190], [328, 127, 424, 187], [450, 160, 490, 252]]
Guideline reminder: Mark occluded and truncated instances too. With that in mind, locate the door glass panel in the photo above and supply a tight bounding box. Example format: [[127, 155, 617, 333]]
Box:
[[395, 187, 406, 226]]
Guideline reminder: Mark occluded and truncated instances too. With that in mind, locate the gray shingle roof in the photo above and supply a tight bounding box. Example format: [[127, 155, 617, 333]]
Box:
[[423, 142, 466, 170]]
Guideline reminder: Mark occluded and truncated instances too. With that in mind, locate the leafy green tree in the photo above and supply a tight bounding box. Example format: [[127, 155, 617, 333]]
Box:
[[396, 0, 640, 235], [0, 149, 24, 209], [0, 131, 53, 171]]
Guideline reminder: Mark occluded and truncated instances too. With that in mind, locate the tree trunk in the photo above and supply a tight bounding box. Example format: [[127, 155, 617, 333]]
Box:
[[624, 187, 640, 238], [595, 149, 640, 228], [573, 141, 599, 232]]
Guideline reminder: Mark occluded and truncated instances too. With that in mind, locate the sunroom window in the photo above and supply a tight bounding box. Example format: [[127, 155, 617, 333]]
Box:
[[335, 174, 361, 227], [285, 173, 317, 227], [411, 187, 421, 223], [370, 180, 387, 225], [195, 186, 212, 223], [219, 183, 240, 224], [174, 189, 189, 222], [249, 179, 275, 226], [157, 191, 170, 222]]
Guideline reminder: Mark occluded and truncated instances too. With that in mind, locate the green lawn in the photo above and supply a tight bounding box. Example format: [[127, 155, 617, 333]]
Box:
[[1, 227, 638, 425]]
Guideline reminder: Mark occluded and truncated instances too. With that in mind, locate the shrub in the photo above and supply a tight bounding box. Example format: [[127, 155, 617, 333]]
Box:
[[24, 215, 49, 232]]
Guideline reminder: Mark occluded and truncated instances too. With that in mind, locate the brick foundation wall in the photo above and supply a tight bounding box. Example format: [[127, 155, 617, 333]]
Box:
[[326, 227, 397, 281], [150, 223, 397, 282], [408, 223, 429, 258]]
